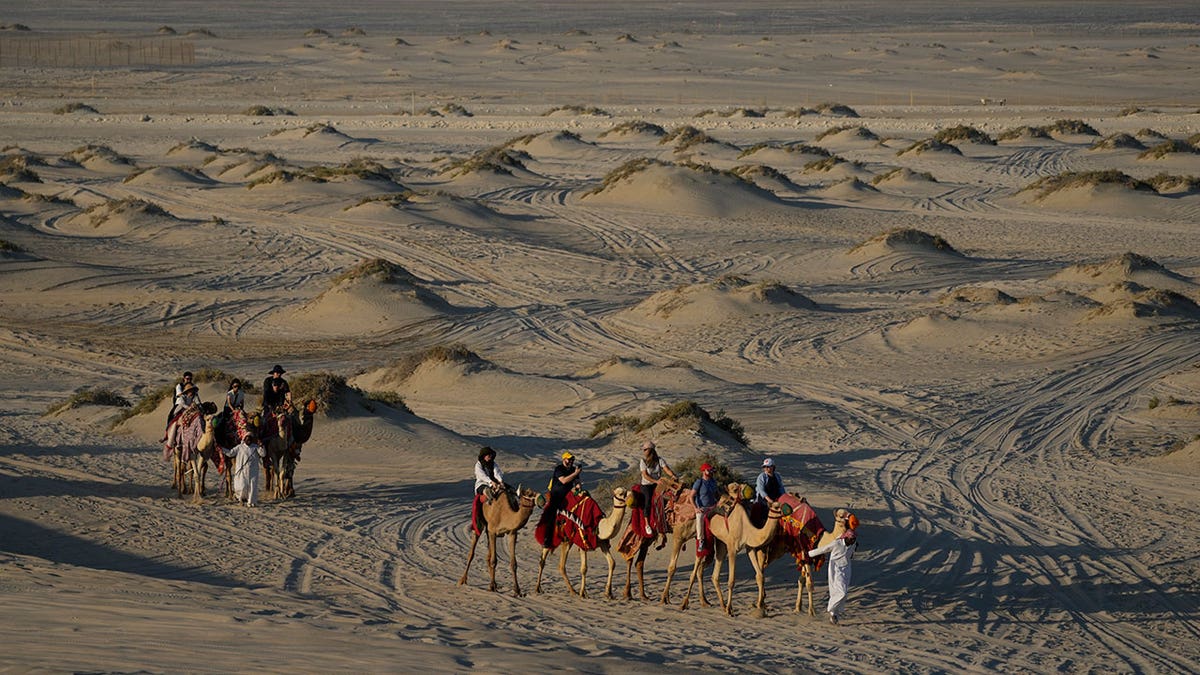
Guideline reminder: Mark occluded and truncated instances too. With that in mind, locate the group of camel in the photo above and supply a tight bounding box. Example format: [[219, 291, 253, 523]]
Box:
[[460, 478, 854, 618], [168, 400, 316, 504]]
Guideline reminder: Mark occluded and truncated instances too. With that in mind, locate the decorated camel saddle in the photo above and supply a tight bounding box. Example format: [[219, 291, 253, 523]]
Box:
[[777, 493, 827, 570], [534, 488, 604, 550], [617, 477, 688, 560]]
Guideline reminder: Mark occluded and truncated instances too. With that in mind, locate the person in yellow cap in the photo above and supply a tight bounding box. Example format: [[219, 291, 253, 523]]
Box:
[[538, 450, 582, 537]]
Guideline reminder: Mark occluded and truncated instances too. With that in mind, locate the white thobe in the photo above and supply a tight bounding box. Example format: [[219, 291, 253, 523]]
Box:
[[809, 537, 856, 618], [224, 441, 266, 505]]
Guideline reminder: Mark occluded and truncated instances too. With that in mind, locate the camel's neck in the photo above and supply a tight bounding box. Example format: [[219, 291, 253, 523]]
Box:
[[746, 512, 781, 548], [597, 503, 626, 540]]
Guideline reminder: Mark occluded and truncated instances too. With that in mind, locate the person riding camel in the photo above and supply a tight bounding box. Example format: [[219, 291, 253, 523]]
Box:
[[261, 365, 291, 410], [160, 370, 194, 441], [473, 446, 506, 499], [537, 451, 582, 545], [638, 440, 677, 549], [691, 462, 719, 555]]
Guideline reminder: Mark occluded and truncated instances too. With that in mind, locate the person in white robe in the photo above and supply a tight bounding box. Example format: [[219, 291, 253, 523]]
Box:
[[223, 434, 266, 506], [809, 529, 858, 625]]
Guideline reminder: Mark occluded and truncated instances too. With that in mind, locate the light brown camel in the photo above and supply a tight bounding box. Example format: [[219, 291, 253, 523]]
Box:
[[262, 404, 293, 501], [687, 483, 783, 617], [619, 478, 696, 602], [766, 494, 834, 617], [459, 486, 538, 597], [535, 487, 629, 599]]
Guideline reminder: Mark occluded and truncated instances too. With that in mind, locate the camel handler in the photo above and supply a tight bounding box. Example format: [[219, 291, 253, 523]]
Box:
[[691, 462, 719, 556], [808, 509, 859, 625]]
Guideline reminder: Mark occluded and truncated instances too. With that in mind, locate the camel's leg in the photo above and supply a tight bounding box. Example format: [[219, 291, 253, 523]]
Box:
[[601, 543, 616, 600], [191, 456, 204, 504], [723, 550, 737, 616], [710, 545, 726, 610], [635, 546, 650, 601], [576, 548, 588, 599], [623, 558, 634, 600], [660, 543, 679, 604], [558, 545, 577, 596], [749, 550, 767, 618], [535, 547, 552, 594], [695, 554, 711, 608], [507, 533, 521, 597], [680, 559, 699, 610], [805, 564, 816, 617], [459, 529, 482, 585], [486, 532, 498, 592]]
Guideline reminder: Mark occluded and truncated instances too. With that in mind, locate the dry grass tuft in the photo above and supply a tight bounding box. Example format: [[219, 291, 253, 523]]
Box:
[[1021, 170, 1153, 199], [932, 125, 996, 145], [1138, 140, 1199, 160], [1091, 133, 1146, 150], [814, 125, 877, 141], [332, 258, 418, 286], [53, 102, 98, 115]]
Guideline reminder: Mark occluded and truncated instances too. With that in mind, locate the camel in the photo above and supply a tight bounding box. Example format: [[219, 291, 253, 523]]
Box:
[[459, 486, 538, 597], [261, 405, 292, 500], [769, 494, 831, 617], [685, 483, 783, 617], [618, 479, 698, 602], [167, 402, 214, 502], [535, 487, 629, 599]]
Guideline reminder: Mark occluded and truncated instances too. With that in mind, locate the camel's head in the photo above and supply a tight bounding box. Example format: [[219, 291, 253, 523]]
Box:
[[726, 482, 752, 502], [611, 486, 630, 507], [834, 508, 859, 530], [516, 486, 538, 508], [767, 501, 783, 519]]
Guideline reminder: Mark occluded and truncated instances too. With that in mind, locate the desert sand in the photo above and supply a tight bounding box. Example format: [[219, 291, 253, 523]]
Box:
[[2, 2, 1199, 672]]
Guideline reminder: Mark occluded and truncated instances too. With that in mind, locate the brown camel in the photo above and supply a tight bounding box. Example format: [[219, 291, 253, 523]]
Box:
[[261, 404, 293, 500], [618, 478, 697, 602], [535, 487, 629, 598], [459, 486, 538, 597], [767, 494, 832, 617], [687, 483, 782, 617]]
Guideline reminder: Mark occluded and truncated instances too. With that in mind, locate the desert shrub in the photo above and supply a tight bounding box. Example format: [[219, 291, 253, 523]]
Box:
[[1138, 140, 1198, 160], [587, 157, 664, 194], [305, 28, 330, 37], [543, 104, 609, 117], [661, 125, 716, 151], [898, 139, 963, 156], [342, 26, 366, 36], [1021, 170, 1153, 199], [814, 125, 876, 141], [157, 25, 177, 34], [364, 390, 412, 414], [996, 126, 1051, 141], [782, 107, 817, 117], [738, 142, 829, 159], [244, 105, 275, 116], [1148, 396, 1160, 409], [65, 144, 133, 166], [442, 146, 528, 177], [53, 102, 98, 115], [1090, 133, 1145, 150], [932, 125, 996, 145], [1118, 106, 1144, 116], [386, 343, 488, 383], [1042, 119, 1100, 136], [804, 155, 861, 172], [731, 164, 790, 183], [0, 239, 22, 252], [590, 414, 640, 438], [333, 258, 416, 285], [637, 400, 749, 445], [814, 102, 859, 117], [1187, 132, 1200, 147], [45, 388, 131, 416], [286, 372, 347, 414], [1145, 173, 1200, 192], [1135, 128, 1167, 140], [850, 228, 959, 255], [598, 120, 665, 138], [870, 167, 937, 184]]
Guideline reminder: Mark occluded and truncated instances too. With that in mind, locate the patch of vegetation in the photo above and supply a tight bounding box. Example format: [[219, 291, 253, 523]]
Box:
[[803, 155, 862, 172], [305, 28, 330, 37], [386, 343, 491, 383], [731, 164, 790, 183], [1145, 173, 1200, 192], [660, 125, 717, 151], [1187, 133, 1200, 148], [543, 104, 609, 117], [587, 157, 665, 195], [1042, 119, 1100, 136], [1138, 140, 1199, 160], [342, 26, 367, 36], [870, 167, 937, 185], [53, 102, 98, 115], [813, 102, 859, 117], [363, 390, 412, 414], [996, 126, 1052, 141], [635, 400, 749, 446], [45, 388, 131, 416], [1021, 170, 1154, 200], [0, 156, 41, 182], [782, 107, 817, 118], [1118, 106, 1144, 116], [442, 145, 529, 177], [157, 26, 177, 35], [1149, 396, 1160, 409], [168, 139, 220, 155], [590, 414, 640, 438], [932, 125, 996, 145], [738, 142, 830, 159], [332, 258, 417, 285], [186, 28, 217, 38], [1090, 133, 1145, 150], [850, 228, 959, 255], [0, 239, 22, 253], [289, 372, 350, 415], [897, 139, 963, 156], [1135, 128, 1167, 140], [64, 144, 133, 166], [598, 120, 665, 138], [814, 125, 876, 141], [243, 105, 294, 116], [85, 197, 171, 226]]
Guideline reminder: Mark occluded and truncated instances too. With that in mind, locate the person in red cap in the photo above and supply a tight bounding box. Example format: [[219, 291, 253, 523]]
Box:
[[691, 462, 719, 554]]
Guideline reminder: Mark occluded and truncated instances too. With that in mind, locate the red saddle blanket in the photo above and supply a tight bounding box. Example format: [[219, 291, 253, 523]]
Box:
[[534, 490, 604, 550], [777, 494, 826, 570]]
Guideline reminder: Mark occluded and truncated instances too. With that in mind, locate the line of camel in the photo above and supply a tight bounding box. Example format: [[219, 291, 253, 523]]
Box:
[[460, 479, 856, 618]]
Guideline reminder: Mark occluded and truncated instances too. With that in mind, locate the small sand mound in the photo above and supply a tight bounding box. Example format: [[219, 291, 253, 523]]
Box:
[[1084, 288, 1200, 322], [814, 125, 878, 143], [267, 122, 356, 144], [1052, 252, 1192, 289], [123, 166, 214, 186], [573, 357, 718, 391], [165, 139, 220, 161], [277, 259, 456, 336], [623, 275, 816, 327], [62, 144, 135, 172], [352, 345, 579, 415], [597, 120, 665, 140], [582, 159, 784, 216], [940, 287, 1017, 305], [849, 228, 962, 258], [1091, 133, 1146, 151], [55, 198, 178, 237], [1143, 439, 1200, 476], [871, 167, 938, 187], [505, 130, 597, 157], [897, 139, 963, 157], [813, 177, 881, 199]]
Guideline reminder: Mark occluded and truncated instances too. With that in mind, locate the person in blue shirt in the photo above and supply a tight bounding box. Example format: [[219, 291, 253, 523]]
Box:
[[691, 462, 719, 553], [755, 457, 784, 503]]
